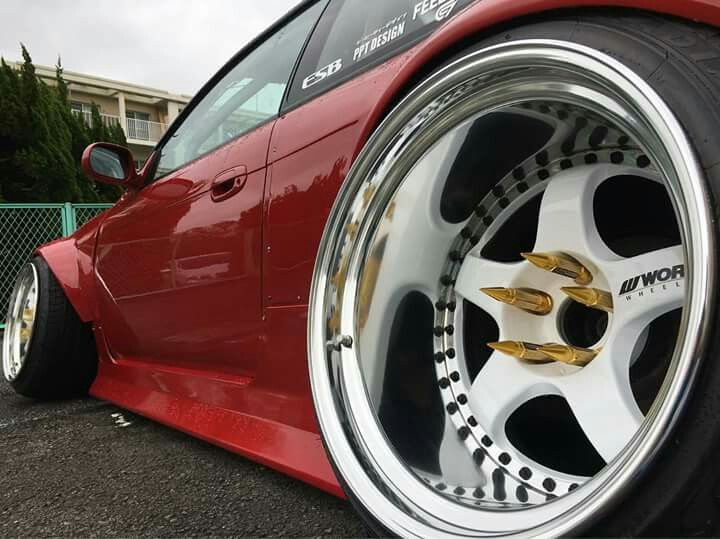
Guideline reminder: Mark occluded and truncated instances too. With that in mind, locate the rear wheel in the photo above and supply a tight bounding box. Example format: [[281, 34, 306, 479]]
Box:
[[3, 257, 97, 399], [309, 14, 720, 537]]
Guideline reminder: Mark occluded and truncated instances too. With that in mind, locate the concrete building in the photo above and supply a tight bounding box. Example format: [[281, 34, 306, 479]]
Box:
[[12, 62, 192, 167]]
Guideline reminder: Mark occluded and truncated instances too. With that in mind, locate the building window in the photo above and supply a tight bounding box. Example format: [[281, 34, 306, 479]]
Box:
[[70, 101, 96, 124], [70, 101, 94, 113], [126, 110, 151, 141]]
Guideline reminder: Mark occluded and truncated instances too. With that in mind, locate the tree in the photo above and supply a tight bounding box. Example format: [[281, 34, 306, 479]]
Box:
[[0, 46, 127, 203], [55, 59, 124, 202], [0, 55, 32, 201]]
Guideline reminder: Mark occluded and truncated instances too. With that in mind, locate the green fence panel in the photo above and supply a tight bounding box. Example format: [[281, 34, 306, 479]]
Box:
[[0, 203, 112, 328], [73, 204, 112, 228]]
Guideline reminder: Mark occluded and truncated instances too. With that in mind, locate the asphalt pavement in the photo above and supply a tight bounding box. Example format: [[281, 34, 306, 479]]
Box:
[[0, 375, 366, 538]]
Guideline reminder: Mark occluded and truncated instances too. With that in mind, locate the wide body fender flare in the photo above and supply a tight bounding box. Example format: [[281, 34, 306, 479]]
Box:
[[35, 218, 102, 324]]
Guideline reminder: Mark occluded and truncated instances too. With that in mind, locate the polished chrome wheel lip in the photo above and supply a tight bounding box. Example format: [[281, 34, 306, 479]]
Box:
[[2, 263, 39, 382], [308, 40, 715, 537]]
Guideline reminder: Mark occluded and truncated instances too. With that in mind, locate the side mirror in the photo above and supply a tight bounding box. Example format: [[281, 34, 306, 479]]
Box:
[[82, 143, 141, 188]]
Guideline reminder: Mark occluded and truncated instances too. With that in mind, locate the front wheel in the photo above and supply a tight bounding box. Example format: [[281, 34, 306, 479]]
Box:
[[3, 257, 97, 399], [309, 13, 720, 537]]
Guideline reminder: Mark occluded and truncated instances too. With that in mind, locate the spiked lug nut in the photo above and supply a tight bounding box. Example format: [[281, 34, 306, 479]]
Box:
[[481, 287, 553, 315], [487, 341, 553, 364], [562, 287, 613, 313], [538, 344, 598, 367], [521, 252, 593, 285]]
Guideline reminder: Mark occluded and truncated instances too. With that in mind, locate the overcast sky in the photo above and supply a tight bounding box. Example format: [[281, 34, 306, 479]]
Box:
[[0, 1, 299, 97]]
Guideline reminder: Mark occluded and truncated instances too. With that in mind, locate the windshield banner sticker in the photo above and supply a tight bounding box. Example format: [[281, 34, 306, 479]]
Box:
[[354, 14, 408, 62], [413, 0, 458, 22], [302, 58, 344, 90], [296, 0, 473, 96]]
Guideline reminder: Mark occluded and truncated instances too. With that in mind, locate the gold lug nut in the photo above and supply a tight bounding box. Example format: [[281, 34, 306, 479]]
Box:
[[487, 341, 553, 364], [521, 252, 593, 285], [19, 328, 32, 342], [562, 287, 613, 313], [538, 344, 599, 367], [481, 287, 553, 315]]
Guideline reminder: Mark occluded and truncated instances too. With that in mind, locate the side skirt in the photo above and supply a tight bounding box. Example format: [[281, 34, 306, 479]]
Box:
[[89, 355, 344, 499]]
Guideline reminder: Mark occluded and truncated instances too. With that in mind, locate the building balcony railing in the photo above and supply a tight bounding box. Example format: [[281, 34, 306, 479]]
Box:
[[125, 117, 167, 144], [72, 110, 121, 129], [71, 110, 168, 145]]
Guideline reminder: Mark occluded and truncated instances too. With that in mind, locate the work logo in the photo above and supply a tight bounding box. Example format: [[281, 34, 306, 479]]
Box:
[[619, 264, 685, 295]]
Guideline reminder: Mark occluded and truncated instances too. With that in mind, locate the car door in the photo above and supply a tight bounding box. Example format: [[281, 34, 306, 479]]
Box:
[[93, 2, 327, 377]]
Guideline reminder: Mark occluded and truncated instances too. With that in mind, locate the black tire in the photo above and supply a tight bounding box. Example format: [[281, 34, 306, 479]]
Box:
[[5, 257, 97, 400], [321, 10, 720, 538]]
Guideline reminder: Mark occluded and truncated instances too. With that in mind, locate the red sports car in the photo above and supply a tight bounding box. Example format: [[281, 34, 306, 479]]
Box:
[[4, 0, 720, 535]]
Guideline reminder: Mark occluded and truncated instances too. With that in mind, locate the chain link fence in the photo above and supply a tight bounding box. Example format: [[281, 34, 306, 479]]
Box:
[[0, 204, 112, 326]]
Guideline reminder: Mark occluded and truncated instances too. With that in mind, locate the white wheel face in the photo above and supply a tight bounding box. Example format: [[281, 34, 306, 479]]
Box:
[[308, 41, 715, 537], [2, 263, 39, 382]]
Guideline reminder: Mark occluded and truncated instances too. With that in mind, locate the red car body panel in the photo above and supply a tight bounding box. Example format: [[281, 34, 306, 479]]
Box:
[[38, 215, 105, 323], [36, 0, 720, 497]]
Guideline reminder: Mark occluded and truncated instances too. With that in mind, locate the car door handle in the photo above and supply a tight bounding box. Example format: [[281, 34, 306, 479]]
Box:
[[211, 166, 248, 202]]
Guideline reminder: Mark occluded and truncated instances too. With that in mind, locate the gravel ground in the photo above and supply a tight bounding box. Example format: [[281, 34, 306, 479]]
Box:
[[0, 378, 366, 538]]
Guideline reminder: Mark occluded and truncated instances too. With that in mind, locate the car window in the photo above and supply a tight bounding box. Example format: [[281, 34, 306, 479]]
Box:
[[152, 1, 327, 181], [285, 0, 475, 107]]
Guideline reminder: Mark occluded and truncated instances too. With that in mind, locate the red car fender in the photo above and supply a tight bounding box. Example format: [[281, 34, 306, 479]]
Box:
[[361, 0, 720, 146], [35, 215, 104, 323]]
